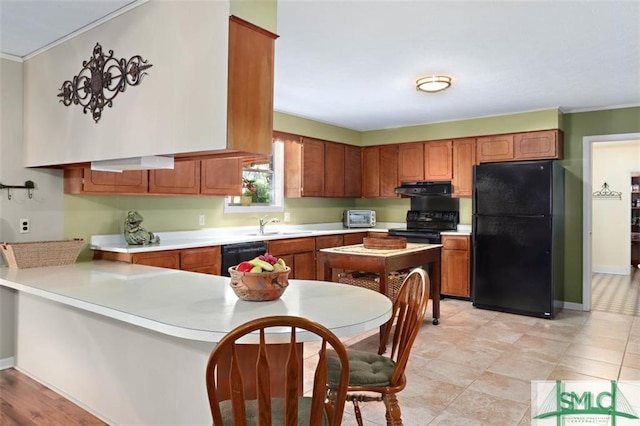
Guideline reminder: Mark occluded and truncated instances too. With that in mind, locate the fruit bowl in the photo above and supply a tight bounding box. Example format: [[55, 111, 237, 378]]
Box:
[[228, 266, 291, 301]]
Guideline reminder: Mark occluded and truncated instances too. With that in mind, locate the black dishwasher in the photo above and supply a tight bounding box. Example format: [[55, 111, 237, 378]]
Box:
[[221, 241, 268, 276]]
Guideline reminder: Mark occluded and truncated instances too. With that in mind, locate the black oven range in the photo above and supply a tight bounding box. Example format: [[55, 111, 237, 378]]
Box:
[[388, 181, 459, 244]]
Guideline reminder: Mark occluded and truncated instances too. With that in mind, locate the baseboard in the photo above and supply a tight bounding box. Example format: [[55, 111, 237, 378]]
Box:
[[0, 356, 15, 370], [592, 265, 631, 275], [555, 300, 585, 312]]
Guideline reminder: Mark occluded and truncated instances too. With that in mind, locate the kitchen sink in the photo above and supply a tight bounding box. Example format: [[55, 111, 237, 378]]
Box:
[[244, 231, 314, 236]]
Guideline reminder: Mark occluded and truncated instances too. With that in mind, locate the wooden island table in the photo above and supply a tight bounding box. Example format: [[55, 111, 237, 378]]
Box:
[[319, 242, 442, 325]]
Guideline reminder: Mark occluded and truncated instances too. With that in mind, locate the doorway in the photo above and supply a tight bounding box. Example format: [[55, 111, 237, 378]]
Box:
[[582, 133, 640, 312]]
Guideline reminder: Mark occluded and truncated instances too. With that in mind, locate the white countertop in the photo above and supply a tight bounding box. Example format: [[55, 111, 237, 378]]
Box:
[[90, 222, 402, 253], [0, 261, 393, 343]]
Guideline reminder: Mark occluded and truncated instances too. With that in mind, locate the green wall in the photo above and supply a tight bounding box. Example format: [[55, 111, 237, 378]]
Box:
[[64, 106, 640, 305], [561, 106, 640, 303]]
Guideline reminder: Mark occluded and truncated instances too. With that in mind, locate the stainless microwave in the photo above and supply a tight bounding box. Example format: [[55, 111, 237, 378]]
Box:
[[343, 210, 376, 228]]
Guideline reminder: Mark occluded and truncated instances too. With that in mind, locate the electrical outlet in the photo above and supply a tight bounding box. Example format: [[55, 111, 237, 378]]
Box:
[[20, 218, 30, 234], [199, 215, 205, 226], [284, 212, 291, 222]]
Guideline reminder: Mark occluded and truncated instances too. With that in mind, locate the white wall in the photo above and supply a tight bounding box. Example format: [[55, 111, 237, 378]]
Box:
[[0, 57, 65, 365], [592, 141, 640, 274]]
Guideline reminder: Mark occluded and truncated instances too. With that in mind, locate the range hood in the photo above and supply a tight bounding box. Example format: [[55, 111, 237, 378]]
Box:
[[394, 181, 452, 197], [90, 156, 174, 173]]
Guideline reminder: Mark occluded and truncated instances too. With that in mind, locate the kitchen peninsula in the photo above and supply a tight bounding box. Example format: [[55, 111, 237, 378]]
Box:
[[0, 261, 392, 424]]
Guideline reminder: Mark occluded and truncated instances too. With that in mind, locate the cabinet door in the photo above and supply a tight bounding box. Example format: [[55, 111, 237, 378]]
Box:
[[301, 138, 325, 197], [514, 130, 561, 160], [180, 246, 220, 275], [344, 145, 362, 197], [201, 157, 242, 195], [131, 251, 180, 269], [398, 143, 424, 182], [441, 235, 470, 298], [361, 146, 380, 198], [149, 161, 201, 195], [227, 16, 277, 155], [315, 235, 344, 281], [293, 251, 316, 280], [281, 133, 303, 198], [379, 145, 399, 197], [452, 138, 476, 198], [324, 142, 345, 197], [424, 140, 453, 181], [476, 134, 514, 163], [82, 169, 148, 194]]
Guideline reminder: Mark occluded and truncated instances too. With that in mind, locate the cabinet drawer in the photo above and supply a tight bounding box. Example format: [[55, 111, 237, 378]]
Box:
[[442, 236, 469, 250], [268, 237, 316, 256], [131, 251, 180, 269], [316, 235, 344, 250], [180, 246, 220, 269], [343, 232, 367, 245]]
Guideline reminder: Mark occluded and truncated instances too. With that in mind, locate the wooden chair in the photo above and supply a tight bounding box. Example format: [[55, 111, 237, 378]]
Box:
[[205, 315, 350, 426], [327, 267, 430, 426]]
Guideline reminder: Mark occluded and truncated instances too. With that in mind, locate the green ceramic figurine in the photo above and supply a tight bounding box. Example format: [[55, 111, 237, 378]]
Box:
[[124, 210, 160, 245]]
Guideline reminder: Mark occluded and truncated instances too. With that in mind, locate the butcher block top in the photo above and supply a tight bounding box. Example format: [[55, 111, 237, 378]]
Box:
[[319, 243, 442, 257]]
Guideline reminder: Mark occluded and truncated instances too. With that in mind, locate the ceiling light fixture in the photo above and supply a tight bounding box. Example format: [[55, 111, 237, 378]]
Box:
[[416, 75, 452, 93]]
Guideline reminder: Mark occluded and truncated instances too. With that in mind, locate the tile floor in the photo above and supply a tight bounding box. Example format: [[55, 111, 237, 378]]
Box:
[[323, 296, 640, 425]]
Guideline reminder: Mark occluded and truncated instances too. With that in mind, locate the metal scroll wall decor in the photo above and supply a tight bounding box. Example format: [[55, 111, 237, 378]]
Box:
[[57, 42, 153, 123], [592, 182, 622, 200]]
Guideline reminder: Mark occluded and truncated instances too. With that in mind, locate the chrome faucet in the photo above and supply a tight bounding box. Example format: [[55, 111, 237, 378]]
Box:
[[259, 215, 280, 235]]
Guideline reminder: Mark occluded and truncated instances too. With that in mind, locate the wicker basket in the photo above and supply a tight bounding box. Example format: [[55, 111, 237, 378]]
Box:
[[338, 270, 408, 302], [0, 239, 84, 268]]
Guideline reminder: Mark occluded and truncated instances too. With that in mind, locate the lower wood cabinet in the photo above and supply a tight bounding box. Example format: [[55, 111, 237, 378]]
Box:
[[315, 234, 344, 281], [441, 234, 471, 298], [93, 246, 221, 275], [267, 237, 316, 279]]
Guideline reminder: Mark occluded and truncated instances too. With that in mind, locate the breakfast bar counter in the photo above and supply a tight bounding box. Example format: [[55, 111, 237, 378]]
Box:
[[0, 261, 392, 424], [319, 242, 442, 324]]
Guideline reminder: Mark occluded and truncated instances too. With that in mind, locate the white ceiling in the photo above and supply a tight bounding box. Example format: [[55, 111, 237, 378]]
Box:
[[1, 0, 639, 132]]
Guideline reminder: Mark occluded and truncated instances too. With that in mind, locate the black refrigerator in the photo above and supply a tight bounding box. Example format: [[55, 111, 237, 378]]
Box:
[[472, 160, 564, 319]]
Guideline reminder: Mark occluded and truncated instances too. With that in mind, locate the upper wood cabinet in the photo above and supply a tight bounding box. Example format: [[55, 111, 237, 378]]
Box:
[[301, 138, 326, 197], [201, 157, 242, 196], [149, 161, 201, 195], [398, 143, 424, 183], [476, 134, 515, 163], [362, 145, 399, 198], [424, 140, 453, 181], [282, 132, 361, 198], [513, 130, 562, 160], [380, 145, 400, 197], [282, 133, 324, 198], [64, 168, 148, 194], [324, 142, 345, 197], [344, 145, 362, 197], [64, 158, 241, 196], [227, 16, 278, 155], [451, 138, 476, 198], [361, 146, 381, 198], [476, 130, 563, 163]]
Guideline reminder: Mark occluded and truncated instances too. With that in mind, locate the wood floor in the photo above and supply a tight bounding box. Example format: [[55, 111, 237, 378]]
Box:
[[0, 368, 105, 425]]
